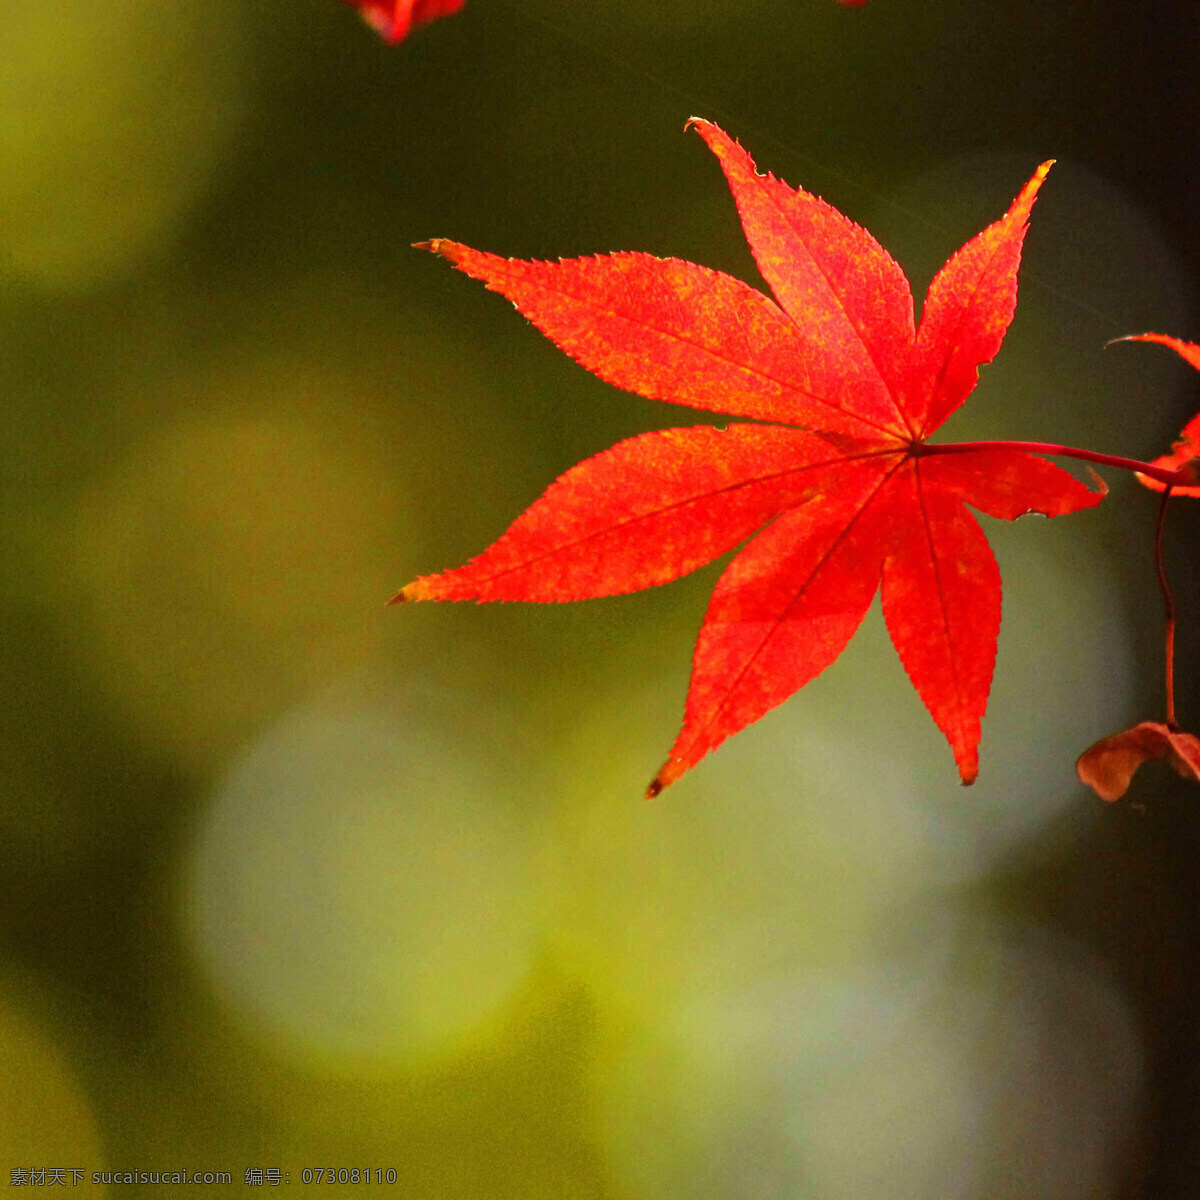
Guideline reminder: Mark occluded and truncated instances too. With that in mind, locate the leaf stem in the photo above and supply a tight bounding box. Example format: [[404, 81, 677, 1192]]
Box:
[[1155, 485, 1177, 727], [918, 439, 1186, 488]]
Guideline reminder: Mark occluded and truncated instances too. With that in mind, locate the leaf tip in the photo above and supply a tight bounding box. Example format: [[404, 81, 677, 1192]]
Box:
[[646, 758, 684, 800], [1014, 160, 1053, 212], [1106, 332, 1200, 367], [953, 744, 979, 786], [1107, 331, 1172, 349], [686, 116, 732, 159], [1030, 159, 1054, 191], [1086, 468, 1109, 498], [414, 238, 462, 263], [388, 580, 431, 604]]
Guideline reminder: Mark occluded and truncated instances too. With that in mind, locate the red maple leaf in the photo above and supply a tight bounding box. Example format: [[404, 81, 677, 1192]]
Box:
[[396, 120, 1104, 796], [1118, 333, 1200, 497], [342, 0, 464, 42]]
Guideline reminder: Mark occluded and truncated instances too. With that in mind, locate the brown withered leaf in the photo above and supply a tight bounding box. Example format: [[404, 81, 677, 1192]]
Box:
[[1076, 721, 1200, 802]]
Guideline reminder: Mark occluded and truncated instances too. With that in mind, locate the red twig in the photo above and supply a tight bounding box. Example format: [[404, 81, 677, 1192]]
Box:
[[1154, 485, 1177, 727], [919, 439, 1185, 488]]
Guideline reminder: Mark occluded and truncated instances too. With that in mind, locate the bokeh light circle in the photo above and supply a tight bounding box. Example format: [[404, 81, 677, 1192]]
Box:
[[62, 380, 412, 773], [596, 929, 1143, 1200], [186, 685, 542, 1072], [0, 2, 245, 291], [544, 540, 1133, 1016]]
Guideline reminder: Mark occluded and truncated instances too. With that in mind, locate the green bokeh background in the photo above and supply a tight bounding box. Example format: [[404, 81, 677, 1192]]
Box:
[[3, 1, 1200, 1195]]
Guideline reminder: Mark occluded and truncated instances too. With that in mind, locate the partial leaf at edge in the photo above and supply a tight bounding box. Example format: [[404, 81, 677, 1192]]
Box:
[[1119, 332, 1200, 373], [347, 0, 464, 41], [1077, 721, 1200, 802], [1119, 334, 1200, 497]]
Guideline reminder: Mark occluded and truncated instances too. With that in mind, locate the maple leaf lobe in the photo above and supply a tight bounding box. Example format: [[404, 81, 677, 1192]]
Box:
[[392, 425, 877, 605], [418, 238, 893, 437], [686, 118, 915, 439], [909, 159, 1052, 438]]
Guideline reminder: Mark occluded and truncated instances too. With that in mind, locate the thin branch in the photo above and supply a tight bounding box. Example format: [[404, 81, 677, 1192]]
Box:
[[918, 439, 1185, 488], [1154, 485, 1177, 727]]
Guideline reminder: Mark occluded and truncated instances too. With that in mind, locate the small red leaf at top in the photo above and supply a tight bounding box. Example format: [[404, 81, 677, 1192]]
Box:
[[1076, 721, 1200, 802], [403, 123, 1104, 795], [343, 0, 464, 42], [1115, 333, 1200, 496]]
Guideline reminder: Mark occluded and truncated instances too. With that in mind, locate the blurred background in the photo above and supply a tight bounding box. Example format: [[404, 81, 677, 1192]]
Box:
[[2, 0, 1200, 1194]]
